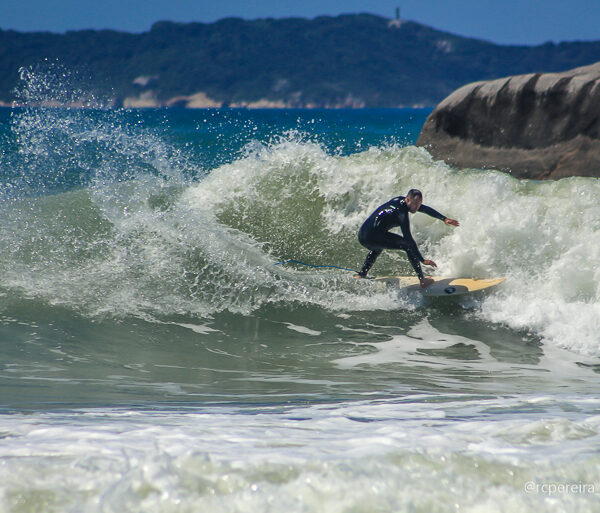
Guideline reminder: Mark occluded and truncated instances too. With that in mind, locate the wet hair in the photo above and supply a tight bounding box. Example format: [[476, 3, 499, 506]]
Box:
[[406, 189, 423, 200]]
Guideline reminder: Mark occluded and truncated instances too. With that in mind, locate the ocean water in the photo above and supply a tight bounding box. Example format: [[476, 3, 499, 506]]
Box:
[[0, 73, 599, 512]]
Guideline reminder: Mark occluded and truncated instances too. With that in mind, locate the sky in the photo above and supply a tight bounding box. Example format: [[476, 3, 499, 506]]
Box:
[[2, 0, 599, 46]]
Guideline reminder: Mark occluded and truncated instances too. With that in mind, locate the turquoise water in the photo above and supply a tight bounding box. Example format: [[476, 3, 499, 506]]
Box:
[[0, 75, 599, 512]]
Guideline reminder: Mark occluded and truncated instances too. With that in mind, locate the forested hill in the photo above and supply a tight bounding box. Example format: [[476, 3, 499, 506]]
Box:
[[2, 13, 600, 108]]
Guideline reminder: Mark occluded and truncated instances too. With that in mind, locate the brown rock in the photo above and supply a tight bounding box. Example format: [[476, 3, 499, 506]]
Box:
[[416, 63, 600, 179]]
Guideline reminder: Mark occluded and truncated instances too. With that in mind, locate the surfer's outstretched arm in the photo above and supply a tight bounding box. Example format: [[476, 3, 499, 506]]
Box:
[[419, 204, 460, 227], [418, 204, 446, 220]]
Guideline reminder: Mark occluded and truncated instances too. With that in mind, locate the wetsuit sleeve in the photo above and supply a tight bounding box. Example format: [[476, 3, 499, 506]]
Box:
[[418, 204, 446, 221]]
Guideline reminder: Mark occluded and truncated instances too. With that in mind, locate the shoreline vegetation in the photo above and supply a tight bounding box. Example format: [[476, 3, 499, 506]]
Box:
[[2, 13, 600, 109], [0, 95, 430, 109]]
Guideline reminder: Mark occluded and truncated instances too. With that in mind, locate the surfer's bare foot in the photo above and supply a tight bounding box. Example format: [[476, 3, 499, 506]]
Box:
[[420, 277, 434, 288], [353, 273, 366, 279]]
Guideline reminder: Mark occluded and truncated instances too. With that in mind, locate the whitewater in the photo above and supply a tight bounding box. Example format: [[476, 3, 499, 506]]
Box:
[[0, 71, 599, 512]]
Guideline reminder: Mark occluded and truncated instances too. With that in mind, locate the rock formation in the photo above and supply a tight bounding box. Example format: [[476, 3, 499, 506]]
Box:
[[417, 63, 600, 179]]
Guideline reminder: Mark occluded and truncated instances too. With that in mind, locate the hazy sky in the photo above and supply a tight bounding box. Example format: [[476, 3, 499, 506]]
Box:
[[3, 0, 599, 46]]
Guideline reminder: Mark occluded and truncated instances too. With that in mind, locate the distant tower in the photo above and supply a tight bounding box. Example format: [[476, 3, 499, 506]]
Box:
[[389, 6, 403, 28]]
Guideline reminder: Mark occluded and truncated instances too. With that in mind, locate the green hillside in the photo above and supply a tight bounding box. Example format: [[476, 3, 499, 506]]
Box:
[[1, 13, 600, 107]]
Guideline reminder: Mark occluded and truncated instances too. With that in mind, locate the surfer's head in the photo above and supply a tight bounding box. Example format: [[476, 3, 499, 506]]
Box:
[[405, 189, 423, 213]]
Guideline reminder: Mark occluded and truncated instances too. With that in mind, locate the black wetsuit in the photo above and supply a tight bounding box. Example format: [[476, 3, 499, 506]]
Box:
[[357, 196, 446, 279]]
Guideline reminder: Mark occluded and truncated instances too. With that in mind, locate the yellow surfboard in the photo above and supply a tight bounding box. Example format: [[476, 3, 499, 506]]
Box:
[[374, 276, 505, 297]]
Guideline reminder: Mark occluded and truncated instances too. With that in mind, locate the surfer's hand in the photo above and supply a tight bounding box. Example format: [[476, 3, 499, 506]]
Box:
[[445, 218, 459, 227], [423, 259, 437, 267], [420, 277, 434, 288]]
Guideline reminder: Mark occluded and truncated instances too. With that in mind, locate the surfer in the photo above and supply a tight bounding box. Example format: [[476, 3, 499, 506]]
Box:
[[356, 189, 459, 287]]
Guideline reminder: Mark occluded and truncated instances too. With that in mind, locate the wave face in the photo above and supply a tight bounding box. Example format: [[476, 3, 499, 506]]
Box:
[[0, 104, 598, 356]]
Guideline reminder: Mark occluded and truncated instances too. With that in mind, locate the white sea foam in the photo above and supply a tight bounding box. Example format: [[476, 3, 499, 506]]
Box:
[[284, 323, 322, 336], [173, 322, 220, 334], [1, 399, 599, 513]]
